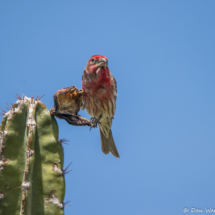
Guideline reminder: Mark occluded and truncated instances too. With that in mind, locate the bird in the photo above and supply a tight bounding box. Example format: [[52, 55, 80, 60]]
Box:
[[82, 55, 120, 158]]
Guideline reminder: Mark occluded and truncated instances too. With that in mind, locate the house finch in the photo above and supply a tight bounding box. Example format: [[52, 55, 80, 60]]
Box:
[[82, 55, 120, 158]]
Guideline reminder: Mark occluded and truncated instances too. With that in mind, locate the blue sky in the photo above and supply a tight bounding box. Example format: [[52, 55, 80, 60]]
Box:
[[0, 1, 215, 214]]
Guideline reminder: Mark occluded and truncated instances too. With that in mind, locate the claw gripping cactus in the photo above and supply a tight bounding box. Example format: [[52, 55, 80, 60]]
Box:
[[0, 96, 66, 215]]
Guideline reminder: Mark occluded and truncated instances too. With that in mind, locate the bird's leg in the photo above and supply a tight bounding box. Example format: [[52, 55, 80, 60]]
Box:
[[90, 117, 101, 130]]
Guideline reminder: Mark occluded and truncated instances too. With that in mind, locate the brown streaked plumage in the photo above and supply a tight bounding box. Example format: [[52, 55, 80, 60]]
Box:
[[82, 55, 119, 158]]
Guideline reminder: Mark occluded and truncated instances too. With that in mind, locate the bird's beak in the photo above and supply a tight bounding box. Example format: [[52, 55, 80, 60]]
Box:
[[97, 58, 107, 68]]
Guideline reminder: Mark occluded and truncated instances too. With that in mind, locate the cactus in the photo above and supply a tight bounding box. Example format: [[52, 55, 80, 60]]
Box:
[[0, 96, 67, 215]]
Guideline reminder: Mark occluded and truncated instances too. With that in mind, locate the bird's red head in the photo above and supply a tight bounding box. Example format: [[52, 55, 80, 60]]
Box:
[[85, 55, 109, 74]]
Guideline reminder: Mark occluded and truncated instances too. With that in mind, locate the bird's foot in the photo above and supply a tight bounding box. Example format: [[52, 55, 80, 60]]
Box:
[[90, 117, 101, 130]]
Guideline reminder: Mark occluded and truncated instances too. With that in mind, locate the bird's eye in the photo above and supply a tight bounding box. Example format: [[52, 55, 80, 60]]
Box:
[[91, 59, 95, 62]]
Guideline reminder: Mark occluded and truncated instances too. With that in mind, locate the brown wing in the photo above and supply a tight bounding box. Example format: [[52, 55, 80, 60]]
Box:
[[112, 75, 117, 102]]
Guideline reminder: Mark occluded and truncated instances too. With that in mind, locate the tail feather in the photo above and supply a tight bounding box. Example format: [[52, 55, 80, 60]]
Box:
[[99, 128, 120, 158], [109, 130, 120, 158]]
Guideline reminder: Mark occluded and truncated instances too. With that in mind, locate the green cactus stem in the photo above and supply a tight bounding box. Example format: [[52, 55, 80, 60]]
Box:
[[0, 96, 66, 215]]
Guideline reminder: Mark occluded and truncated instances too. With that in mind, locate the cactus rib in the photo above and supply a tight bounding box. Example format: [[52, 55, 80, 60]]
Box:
[[0, 97, 66, 215]]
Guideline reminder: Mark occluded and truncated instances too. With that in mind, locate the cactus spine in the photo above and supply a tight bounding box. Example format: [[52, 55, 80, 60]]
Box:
[[0, 97, 66, 215]]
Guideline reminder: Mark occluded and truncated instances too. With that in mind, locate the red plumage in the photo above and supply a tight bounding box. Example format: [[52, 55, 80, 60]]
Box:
[[82, 55, 119, 158]]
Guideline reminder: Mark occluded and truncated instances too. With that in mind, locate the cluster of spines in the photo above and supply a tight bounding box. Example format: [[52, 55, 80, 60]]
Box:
[[45, 189, 71, 208]]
